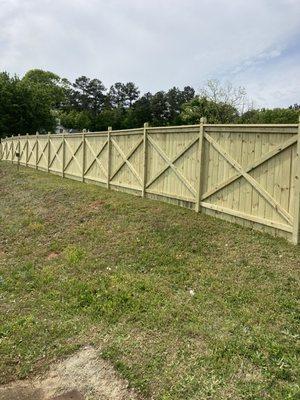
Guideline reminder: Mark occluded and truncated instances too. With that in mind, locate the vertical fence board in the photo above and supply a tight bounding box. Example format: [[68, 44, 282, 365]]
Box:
[[292, 117, 300, 243]]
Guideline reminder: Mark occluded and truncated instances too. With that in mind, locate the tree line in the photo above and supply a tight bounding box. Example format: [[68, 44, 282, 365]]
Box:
[[0, 69, 299, 139]]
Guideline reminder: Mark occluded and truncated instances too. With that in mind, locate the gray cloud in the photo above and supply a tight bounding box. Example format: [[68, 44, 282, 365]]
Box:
[[0, 0, 299, 107]]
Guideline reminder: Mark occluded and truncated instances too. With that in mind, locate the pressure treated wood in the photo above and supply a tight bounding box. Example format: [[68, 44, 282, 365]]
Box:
[[142, 122, 149, 197], [195, 117, 206, 212], [292, 116, 300, 244], [1, 122, 299, 243]]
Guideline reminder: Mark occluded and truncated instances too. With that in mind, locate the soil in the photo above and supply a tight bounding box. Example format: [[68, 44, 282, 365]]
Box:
[[0, 346, 141, 400]]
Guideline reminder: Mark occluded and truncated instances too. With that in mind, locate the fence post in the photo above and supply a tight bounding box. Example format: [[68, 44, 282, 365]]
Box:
[[11, 135, 14, 164], [82, 131, 86, 182], [0, 139, 2, 160], [107, 126, 112, 189], [62, 133, 65, 177], [195, 117, 207, 213], [292, 115, 300, 244], [25, 133, 29, 167], [47, 132, 51, 173], [0, 138, 3, 160], [35, 132, 39, 169], [142, 122, 149, 197], [17, 134, 20, 170]]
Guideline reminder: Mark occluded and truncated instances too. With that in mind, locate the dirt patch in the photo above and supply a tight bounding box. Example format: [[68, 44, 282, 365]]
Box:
[[51, 390, 84, 400], [0, 346, 141, 400], [88, 200, 105, 210], [0, 386, 43, 400], [47, 252, 60, 260]]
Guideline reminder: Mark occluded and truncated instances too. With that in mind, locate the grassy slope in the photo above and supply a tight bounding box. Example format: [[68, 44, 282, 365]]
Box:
[[0, 162, 299, 399]]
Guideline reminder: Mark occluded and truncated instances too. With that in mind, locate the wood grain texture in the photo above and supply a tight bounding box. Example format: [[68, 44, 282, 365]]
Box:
[[1, 122, 299, 243]]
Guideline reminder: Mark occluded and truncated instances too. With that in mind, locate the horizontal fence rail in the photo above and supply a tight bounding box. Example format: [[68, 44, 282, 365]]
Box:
[[1, 119, 300, 244]]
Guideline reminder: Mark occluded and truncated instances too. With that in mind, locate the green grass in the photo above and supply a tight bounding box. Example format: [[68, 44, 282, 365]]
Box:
[[0, 162, 299, 399]]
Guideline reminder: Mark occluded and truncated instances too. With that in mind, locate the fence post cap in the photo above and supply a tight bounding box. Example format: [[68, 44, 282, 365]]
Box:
[[200, 117, 207, 123], [144, 122, 149, 128]]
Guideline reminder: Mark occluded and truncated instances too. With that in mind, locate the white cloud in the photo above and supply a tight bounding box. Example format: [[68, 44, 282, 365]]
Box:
[[0, 0, 299, 107]]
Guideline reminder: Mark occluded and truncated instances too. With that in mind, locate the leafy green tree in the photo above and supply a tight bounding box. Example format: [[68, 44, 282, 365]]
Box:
[[70, 76, 105, 112], [240, 108, 299, 123], [180, 97, 239, 124], [1, 69, 298, 137], [108, 82, 140, 108], [108, 82, 127, 108], [150, 91, 170, 125], [68, 76, 106, 129], [22, 69, 68, 107], [94, 108, 126, 130], [167, 86, 195, 124], [124, 82, 140, 107], [59, 110, 92, 130], [0, 72, 56, 138], [123, 92, 153, 127]]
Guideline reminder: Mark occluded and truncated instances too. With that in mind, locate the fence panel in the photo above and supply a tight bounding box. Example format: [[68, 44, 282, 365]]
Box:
[[84, 133, 108, 184], [36, 135, 49, 170], [146, 126, 199, 203], [5, 139, 13, 161], [1, 121, 299, 243], [200, 126, 298, 237], [19, 137, 28, 165], [64, 135, 84, 179], [27, 136, 37, 167], [49, 135, 63, 175], [110, 129, 144, 193]]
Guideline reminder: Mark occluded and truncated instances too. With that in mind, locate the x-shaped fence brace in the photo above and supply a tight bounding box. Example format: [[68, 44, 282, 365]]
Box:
[[36, 140, 49, 166], [3, 130, 296, 229], [5, 141, 13, 159], [110, 138, 143, 185], [84, 139, 108, 178], [18, 140, 27, 161], [27, 140, 37, 162], [146, 135, 198, 197], [201, 133, 296, 226], [108, 134, 199, 196], [4, 139, 37, 164], [2, 141, 7, 157], [64, 140, 83, 172], [48, 139, 63, 169]]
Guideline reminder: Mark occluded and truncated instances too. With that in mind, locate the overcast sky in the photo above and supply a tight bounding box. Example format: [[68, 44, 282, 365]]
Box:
[[1, 0, 299, 108]]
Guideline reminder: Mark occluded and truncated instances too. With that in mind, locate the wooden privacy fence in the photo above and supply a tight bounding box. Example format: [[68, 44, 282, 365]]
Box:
[[1, 119, 300, 244]]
